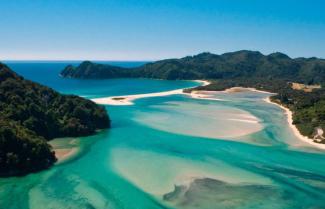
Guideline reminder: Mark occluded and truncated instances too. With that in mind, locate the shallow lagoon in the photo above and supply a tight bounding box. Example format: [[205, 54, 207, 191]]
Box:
[[1, 62, 325, 209]]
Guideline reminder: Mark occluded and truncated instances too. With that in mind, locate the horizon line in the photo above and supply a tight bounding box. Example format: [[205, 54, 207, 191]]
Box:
[[1, 49, 325, 61], [1, 59, 155, 62]]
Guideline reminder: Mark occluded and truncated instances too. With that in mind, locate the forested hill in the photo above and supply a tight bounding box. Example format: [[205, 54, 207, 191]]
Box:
[[61, 61, 129, 79], [0, 63, 110, 176], [61, 50, 325, 84], [60, 51, 325, 144]]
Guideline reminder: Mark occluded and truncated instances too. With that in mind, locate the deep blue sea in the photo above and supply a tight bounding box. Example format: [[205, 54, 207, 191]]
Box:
[[5, 61, 196, 98], [1, 62, 325, 209]]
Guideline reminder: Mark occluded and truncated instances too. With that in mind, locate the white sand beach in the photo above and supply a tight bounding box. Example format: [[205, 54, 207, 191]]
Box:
[[54, 148, 78, 163], [49, 138, 81, 163], [264, 97, 325, 150], [198, 86, 325, 150], [223, 87, 325, 150], [92, 80, 212, 105], [92, 88, 184, 105]]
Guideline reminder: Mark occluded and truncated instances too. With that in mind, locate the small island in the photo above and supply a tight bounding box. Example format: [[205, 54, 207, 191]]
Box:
[[0, 63, 110, 177]]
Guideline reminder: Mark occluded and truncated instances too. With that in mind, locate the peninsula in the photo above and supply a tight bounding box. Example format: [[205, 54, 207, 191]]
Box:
[[0, 63, 110, 176]]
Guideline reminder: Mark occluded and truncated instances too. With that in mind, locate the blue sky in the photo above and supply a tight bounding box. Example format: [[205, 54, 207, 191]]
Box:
[[1, 0, 325, 60]]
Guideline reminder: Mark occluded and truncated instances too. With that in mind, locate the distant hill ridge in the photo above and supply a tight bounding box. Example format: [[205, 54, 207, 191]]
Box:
[[61, 50, 325, 84], [60, 50, 325, 144]]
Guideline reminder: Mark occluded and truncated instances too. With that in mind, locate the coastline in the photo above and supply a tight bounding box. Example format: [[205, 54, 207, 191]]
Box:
[[92, 80, 212, 105], [92, 80, 325, 150], [49, 138, 81, 164], [221, 87, 325, 150], [264, 97, 325, 150], [54, 148, 79, 163], [92, 88, 183, 105]]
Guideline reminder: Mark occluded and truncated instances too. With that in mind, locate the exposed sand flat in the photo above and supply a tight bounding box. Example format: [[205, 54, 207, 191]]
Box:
[[54, 148, 78, 163], [49, 137, 81, 163], [135, 101, 263, 140], [225, 87, 271, 94], [92, 89, 184, 105], [92, 80, 212, 105], [227, 118, 260, 124], [189, 90, 226, 101], [194, 86, 325, 150], [264, 97, 325, 150]]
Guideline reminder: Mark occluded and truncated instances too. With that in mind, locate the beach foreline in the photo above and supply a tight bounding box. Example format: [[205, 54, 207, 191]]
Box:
[[92, 82, 325, 150], [54, 148, 79, 164], [264, 97, 325, 150], [223, 87, 325, 150], [91, 80, 211, 105]]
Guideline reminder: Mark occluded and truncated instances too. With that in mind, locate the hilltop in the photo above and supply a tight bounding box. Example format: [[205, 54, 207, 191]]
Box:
[[60, 50, 325, 84]]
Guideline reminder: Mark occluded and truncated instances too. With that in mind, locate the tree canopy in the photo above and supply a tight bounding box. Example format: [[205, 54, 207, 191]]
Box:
[[0, 63, 110, 176]]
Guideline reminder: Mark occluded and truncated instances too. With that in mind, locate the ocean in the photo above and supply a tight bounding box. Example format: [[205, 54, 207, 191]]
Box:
[[1, 62, 325, 209]]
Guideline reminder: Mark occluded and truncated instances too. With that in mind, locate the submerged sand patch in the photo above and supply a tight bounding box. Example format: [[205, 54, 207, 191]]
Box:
[[111, 148, 273, 196], [134, 101, 263, 140], [49, 138, 80, 163], [163, 177, 288, 209]]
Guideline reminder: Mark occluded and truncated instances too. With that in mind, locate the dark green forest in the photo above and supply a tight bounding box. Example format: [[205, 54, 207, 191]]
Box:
[[61, 50, 325, 84], [0, 63, 110, 176], [61, 50, 325, 143]]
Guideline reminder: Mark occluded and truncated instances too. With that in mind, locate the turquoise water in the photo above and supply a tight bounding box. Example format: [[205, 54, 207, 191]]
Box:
[[1, 62, 325, 209]]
